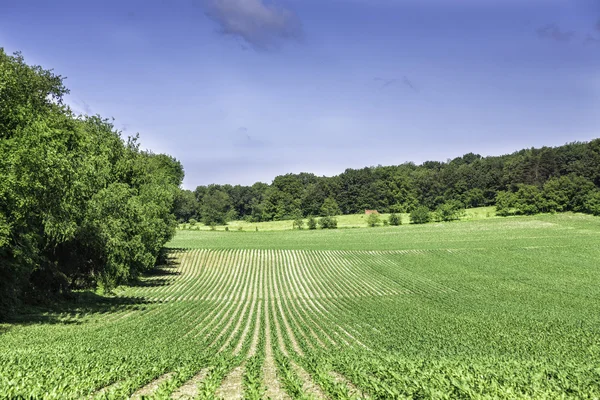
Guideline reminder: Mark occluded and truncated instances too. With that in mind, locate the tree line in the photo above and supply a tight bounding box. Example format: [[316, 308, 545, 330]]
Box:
[[0, 50, 183, 318], [176, 140, 600, 225]]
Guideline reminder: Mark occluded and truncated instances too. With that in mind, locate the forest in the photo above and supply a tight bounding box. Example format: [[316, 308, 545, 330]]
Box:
[[177, 140, 600, 225], [0, 50, 184, 318]]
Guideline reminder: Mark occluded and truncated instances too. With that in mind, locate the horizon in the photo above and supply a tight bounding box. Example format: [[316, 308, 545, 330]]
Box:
[[1, 0, 599, 188], [188, 136, 598, 188]]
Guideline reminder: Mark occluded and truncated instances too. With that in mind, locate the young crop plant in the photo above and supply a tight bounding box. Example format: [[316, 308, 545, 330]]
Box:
[[3, 213, 600, 398]]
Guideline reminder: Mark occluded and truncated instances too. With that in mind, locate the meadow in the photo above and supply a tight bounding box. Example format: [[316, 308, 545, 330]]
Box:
[[1, 212, 599, 398], [177, 207, 496, 232]]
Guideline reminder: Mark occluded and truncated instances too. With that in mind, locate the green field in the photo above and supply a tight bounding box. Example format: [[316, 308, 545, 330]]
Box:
[[1, 213, 600, 398], [178, 207, 496, 232]]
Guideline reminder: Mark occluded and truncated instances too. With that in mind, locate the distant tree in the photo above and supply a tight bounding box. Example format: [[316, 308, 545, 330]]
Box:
[[173, 189, 199, 222], [293, 218, 304, 230], [201, 190, 231, 225], [434, 200, 465, 222], [366, 213, 381, 227], [513, 184, 546, 215], [584, 191, 600, 216], [495, 191, 515, 217], [543, 175, 596, 213], [410, 206, 431, 224], [319, 216, 338, 229], [307, 216, 317, 230], [388, 212, 402, 226], [320, 196, 341, 217], [463, 188, 485, 208]]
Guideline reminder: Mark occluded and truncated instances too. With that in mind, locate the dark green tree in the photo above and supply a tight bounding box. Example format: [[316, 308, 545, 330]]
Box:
[[410, 206, 431, 224]]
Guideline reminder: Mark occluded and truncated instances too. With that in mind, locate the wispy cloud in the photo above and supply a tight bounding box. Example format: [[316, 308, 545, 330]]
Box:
[[402, 76, 418, 92], [374, 77, 397, 89], [203, 0, 302, 50], [234, 126, 266, 149], [374, 76, 418, 92], [584, 34, 600, 46], [536, 24, 575, 42]]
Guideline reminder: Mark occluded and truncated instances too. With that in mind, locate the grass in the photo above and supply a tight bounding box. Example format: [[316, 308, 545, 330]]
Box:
[[1, 212, 600, 398], [178, 206, 498, 232]]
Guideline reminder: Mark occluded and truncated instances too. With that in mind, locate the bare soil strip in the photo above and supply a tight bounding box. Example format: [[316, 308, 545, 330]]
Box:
[[87, 380, 122, 399], [171, 369, 209, 399], [330, 371, 365, 399], [215, 365, 244, 400], [130, 373, 174, 399], [263, 300, 290, 400], [291, 361, 327, 399], [245, 302, 262, 357]]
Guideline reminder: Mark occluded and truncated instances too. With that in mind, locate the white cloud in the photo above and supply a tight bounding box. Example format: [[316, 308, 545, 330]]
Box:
[[204, 0, 302, 50]]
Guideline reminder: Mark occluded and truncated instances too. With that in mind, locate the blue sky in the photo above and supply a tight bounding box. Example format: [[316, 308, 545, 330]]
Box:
[[1, 0, 599, 188]]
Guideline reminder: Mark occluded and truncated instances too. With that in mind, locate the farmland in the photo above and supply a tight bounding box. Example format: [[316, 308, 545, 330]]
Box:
[[1, 213, 600, 398]]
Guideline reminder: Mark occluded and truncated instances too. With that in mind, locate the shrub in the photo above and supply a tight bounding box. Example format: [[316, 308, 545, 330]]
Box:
[[410, 206, 431, 224], [388, 212, 402, 226], [293, 218, 304, 230], [366, 213, 381, 227], [584, 191, 600, 216], [319, 216, 338, 229], [383, 219, 389, 226], [434, 200, 465, 222], [495, 191, 515, 217], [188, 218, 197, 227], [307, 216, 317, 230]]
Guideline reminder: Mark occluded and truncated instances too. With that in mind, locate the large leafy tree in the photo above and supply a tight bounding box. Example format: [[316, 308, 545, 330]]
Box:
[[0, 49, 183, 317]]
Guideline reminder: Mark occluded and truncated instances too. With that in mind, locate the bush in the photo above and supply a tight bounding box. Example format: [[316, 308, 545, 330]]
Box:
[[584, 191, 600, 216], [434, 200, 465, 222], [188, 218, 197, 227], [410, 206, 431, 224], [293, 218, 304, 230], [388, 212, 402, 226], [319, 216, 338, 229], [495, 191, 515, 217], [307, 216, 317, 230], [383, 219, 389, 226], [366, 213, 381, 227]]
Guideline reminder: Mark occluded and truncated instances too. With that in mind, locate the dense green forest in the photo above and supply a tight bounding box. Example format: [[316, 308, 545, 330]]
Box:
[[178, 140, 600, 225], [0, 50, 183, 318]]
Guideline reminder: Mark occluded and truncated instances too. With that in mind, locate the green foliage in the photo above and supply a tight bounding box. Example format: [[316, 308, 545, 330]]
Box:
[[173, 189, 198, 222], [292, 218, 304, 230], [0, 49, 182, 311], [410, 206, 431, 224], [583, 191, 600, 216], [495, 191, 515, 216], [188, 218, 197, 227], [320, 196, 341, 217], [307, 216, 317, 230], [434, 200, 465, 222], [201, 189, 231, 226], [388, 212, 402, 226], [366, 213, 381, 227], [318, 216, 338, 229], [189, 139, 600, 224]]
